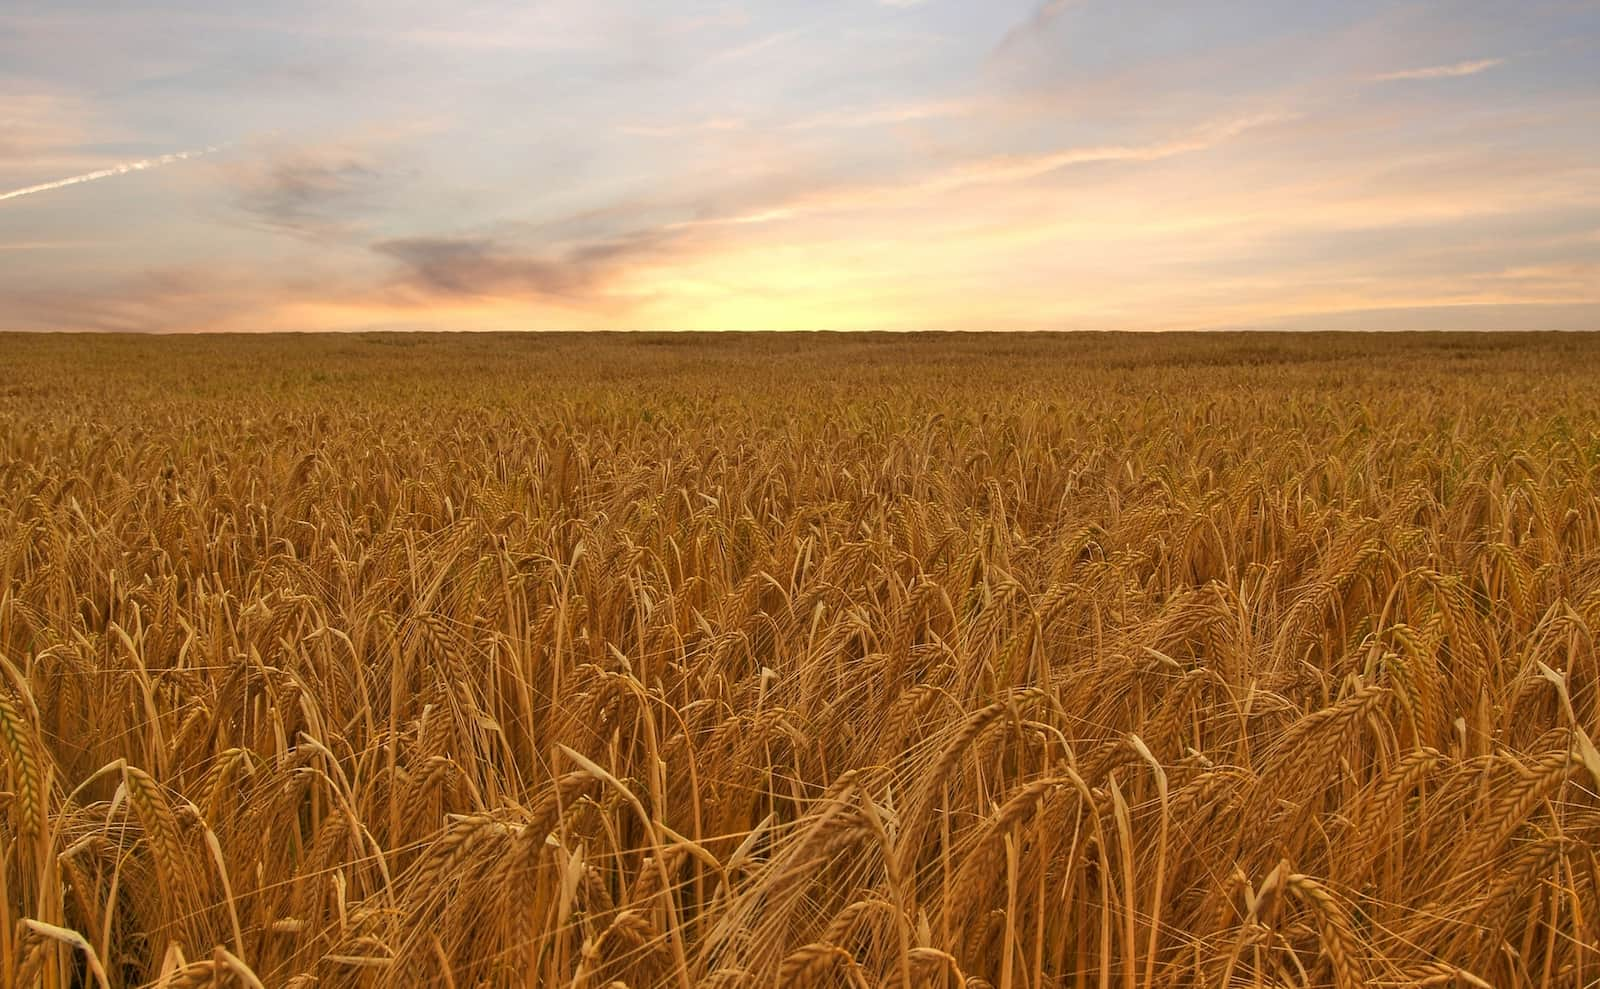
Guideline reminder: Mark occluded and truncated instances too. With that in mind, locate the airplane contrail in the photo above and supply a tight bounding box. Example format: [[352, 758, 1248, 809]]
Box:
[[0, 146, 220, 204]]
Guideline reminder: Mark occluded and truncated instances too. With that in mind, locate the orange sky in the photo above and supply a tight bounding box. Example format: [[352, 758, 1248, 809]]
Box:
[[2, 0, 1597, 332]]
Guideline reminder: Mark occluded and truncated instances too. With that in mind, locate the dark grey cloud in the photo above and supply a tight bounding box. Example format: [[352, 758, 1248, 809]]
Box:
[[230, 150, 384, 239], [372, 228, 678, 301]]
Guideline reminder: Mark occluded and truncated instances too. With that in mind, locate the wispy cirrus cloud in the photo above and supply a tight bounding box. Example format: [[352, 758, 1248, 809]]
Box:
[[673, 109, 1293, 231], [620, 116, 746, 138], [789, 99, 974, 131], [1374, 57, 1505, 82], [918, 111, 1291, 192], [0, 241, 103, 251]]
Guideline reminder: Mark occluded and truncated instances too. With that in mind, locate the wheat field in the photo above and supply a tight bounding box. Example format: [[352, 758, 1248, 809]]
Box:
[[3, 331, 1600, 988]]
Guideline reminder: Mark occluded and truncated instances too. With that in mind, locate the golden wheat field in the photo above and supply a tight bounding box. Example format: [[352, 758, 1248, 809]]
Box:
[[4, 331, 1600, 989]]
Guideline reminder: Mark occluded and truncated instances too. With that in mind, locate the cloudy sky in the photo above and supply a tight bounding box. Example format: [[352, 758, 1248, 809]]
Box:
[[2, 0, 1597, 332]]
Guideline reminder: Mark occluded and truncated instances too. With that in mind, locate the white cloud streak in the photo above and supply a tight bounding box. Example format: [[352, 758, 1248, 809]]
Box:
[[917, 111, 1292, 192], [1374, 58, 1505, 82], [0, 146, 218, 204], [669, 110, 1293, 232]]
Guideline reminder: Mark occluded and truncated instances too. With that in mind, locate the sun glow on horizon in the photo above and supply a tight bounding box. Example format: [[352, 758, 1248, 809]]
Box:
[[1, 1, 1596, 332]]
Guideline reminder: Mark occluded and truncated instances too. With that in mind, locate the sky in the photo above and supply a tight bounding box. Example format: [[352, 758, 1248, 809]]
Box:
[[1, 0, 1597, 333]]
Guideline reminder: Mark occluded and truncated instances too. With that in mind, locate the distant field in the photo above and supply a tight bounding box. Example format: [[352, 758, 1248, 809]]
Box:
[[4, 331, 1600, 988]]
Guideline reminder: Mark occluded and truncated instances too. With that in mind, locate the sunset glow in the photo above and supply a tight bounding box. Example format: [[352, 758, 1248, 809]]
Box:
[[2, 1, 1597, 332]]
